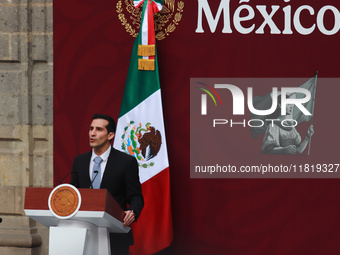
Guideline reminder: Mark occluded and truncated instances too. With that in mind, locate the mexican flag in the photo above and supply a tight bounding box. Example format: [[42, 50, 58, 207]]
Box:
[[113, 0, 173, 254]]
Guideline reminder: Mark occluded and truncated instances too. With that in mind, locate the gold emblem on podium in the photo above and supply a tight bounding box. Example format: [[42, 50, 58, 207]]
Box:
[[48, 184, 82, 219]]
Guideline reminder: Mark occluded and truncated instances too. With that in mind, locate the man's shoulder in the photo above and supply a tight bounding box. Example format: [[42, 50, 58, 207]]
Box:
[[74, 151, 92, 161], [111, 148, 137, 162]]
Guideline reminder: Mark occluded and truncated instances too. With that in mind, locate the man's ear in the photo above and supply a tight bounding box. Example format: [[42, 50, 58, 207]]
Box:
[[108, 132, 115, 141]]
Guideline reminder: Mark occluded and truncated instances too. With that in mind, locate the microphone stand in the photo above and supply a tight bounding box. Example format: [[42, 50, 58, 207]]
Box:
[[57, 170, 72, 186], [90, 171, 99, 189]]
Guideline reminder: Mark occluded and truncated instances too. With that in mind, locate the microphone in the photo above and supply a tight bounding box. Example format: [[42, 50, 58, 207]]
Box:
[[58, 170, 73, 186], [90, 171, 99, 189]]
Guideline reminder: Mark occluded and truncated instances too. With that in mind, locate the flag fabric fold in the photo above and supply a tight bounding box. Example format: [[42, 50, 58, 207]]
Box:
[[114, 1, 173, 254], [292, 74, 317, 124]]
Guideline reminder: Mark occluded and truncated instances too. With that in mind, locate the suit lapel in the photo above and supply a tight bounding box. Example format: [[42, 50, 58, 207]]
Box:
[[101, 147, 117, 187], [83, 151, 92, 187]]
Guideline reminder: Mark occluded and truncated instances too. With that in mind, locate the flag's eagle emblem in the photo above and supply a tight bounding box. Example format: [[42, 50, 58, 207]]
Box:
[[121, 121, 162, 168]]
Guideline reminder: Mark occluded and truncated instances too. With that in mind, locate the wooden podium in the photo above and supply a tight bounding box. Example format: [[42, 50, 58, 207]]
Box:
[[24, 185, 130, 255]]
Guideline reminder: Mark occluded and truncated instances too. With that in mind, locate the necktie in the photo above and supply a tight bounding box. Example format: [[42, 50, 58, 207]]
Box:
[[92, 156, 103, 189]]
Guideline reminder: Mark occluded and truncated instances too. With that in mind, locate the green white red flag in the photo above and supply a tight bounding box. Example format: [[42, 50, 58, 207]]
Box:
[[113, 0, 173, 254]]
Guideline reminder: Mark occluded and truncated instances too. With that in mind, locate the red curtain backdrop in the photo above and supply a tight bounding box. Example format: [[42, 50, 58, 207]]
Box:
[[54, 1, 340, 254]]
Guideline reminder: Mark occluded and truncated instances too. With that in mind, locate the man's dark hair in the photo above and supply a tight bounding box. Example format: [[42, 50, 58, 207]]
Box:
[[92, 113, 116, 133]]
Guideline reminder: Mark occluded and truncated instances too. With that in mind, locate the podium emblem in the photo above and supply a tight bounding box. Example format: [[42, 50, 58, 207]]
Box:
[[48, 184, 82, 219]]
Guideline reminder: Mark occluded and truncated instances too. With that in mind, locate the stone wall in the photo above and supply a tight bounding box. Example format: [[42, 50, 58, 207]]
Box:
[[0, 0, 53, 254]]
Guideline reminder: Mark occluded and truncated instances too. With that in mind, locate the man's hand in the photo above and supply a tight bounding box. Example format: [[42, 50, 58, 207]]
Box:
[[123, 210, 135, 227]]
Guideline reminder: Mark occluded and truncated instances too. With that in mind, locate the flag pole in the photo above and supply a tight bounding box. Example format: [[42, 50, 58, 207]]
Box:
[[307, 71, 318, 156]]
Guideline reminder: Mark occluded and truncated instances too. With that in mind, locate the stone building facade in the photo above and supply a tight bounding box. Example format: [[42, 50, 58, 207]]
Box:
[[0, 0, 53, 254]]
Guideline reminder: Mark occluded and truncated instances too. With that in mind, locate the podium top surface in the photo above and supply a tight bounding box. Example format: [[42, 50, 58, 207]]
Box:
[[24, 187, 125, 222]]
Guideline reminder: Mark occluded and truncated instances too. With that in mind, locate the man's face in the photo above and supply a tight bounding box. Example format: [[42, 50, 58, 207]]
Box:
[[89, 119, 114, 149]]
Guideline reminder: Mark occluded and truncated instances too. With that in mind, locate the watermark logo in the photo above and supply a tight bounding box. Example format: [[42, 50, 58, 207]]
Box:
[[196, 82, 223, 115], [199, 84, 312, 117], [191, 76, 317, 157]]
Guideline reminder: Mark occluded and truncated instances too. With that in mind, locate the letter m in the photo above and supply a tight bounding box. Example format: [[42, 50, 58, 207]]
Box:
[[196, 0, 232, 33]]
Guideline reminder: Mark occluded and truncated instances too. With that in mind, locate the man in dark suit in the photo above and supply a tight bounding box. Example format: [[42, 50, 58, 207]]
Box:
[[70, 113, 144, 254]]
